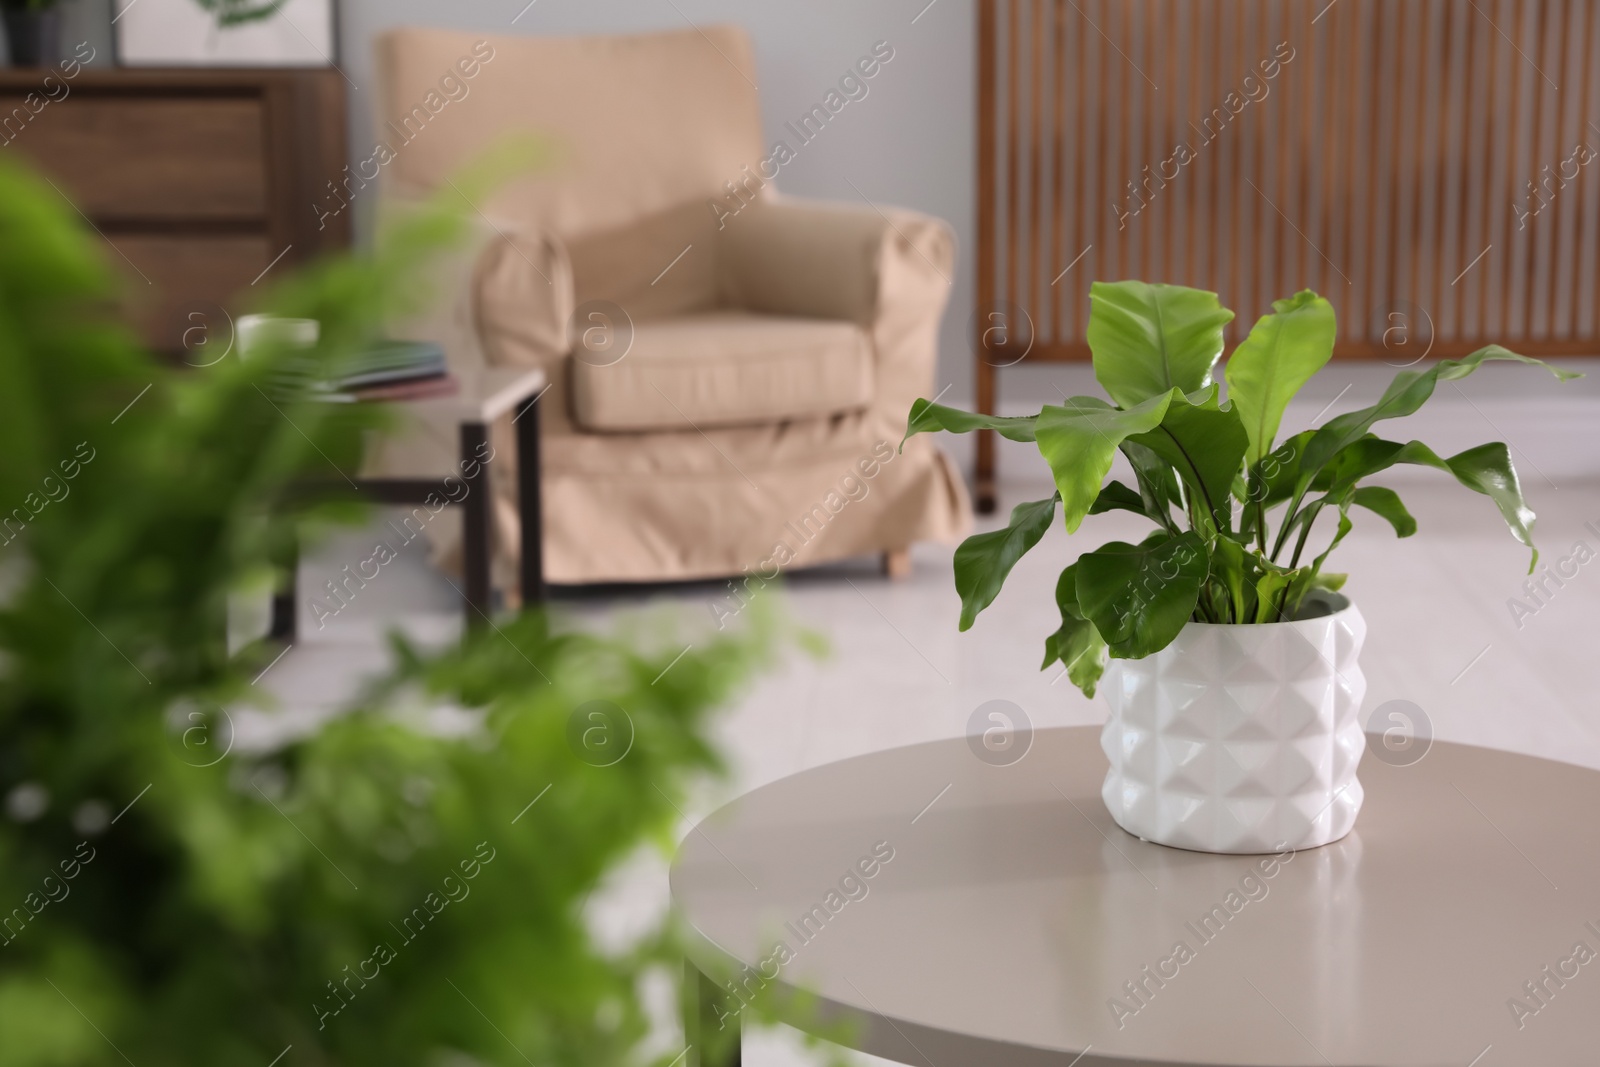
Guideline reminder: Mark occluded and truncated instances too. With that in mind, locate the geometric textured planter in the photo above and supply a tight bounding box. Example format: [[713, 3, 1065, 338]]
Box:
[[1100, 600, 1367, 853]]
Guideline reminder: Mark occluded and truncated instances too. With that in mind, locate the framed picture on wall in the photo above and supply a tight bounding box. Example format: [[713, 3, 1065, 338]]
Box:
[[114, 0, 338, 67]]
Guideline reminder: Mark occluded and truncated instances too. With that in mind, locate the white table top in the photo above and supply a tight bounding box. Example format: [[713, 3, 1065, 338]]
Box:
[[671, 726, 1600, 1066], [402, 366, 547, 424]]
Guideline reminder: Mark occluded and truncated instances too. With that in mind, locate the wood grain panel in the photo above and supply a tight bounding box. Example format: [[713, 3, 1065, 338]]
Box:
[[972, 0, 1598, 503], [0, 69, 347, 354], [110, 235, 272, 354], [975, 0, 1600, 366], [0, 97, 267, 221]]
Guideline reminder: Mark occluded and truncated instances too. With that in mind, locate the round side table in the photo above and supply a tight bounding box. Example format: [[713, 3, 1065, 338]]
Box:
[[670, 726, 1600, 1066]]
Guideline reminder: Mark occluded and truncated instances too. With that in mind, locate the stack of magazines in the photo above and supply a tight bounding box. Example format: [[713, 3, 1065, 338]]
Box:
[[333, 340, 456, 402]]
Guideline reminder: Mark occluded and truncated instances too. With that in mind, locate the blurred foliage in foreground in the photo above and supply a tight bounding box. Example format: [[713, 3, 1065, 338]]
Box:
[[0, 154, 807, 1066]]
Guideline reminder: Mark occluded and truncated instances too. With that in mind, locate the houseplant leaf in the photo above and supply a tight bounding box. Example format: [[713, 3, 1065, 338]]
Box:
[[1255, 430, 1316, 505], [1121, 440, 1182, 531], [1036, 392, 1175, 533], [902, 398, 1038, 446], [1087, 480, 1149, 517], [1348, 485, 1417, 537], [1087, 280, 1235, 408], [1252, 563, 1300, 623], [1207, 534, 1257, 622], [1274, 346, 1570, 561], [1306, 510, 1356, 581], [1040, 563, 1108, 697], [1125, 386, 1249, 531], [1224, 290, 1337, 466], [1240, 430, 1315, 545], [1300, 345, 1577, 473], [1075, 531, 1208, 658], [953, 494, 1058, 630], [1424, 442, 1536, 565], [1321, 437, 1537, 567]]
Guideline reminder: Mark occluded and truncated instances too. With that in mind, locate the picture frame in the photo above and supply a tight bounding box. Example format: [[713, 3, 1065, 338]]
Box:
[[113, 0, 338, 67]]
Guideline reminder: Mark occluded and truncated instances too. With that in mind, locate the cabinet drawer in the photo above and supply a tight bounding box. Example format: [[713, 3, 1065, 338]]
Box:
[[1, 97, 267, 221], [111, 235, 276, 353]]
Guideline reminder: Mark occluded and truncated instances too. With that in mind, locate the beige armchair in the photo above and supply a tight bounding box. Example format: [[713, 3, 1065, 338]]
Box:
[[368, 24, 970, 587]]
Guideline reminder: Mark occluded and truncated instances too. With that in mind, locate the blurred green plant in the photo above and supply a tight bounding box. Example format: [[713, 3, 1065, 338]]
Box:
[[190, 0, 287, 27], [0, 152, 807, 1066], [905, 280, 1580, 698]]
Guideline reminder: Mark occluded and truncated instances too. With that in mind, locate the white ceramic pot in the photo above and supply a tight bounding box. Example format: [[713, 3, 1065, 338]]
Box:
[[1099, 599, 1367, 854]]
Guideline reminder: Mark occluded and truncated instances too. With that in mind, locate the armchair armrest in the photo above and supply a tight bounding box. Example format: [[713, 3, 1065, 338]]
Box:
[[363, 203, 544, 479], [379, 203, 499, 371], [378, 198, 576, 433], [377, 199, 572, 375], [474, 225, 577, 432], [474, 226, 575, 371], [716, 197, 954, 415], [716, 197, 954, 325]]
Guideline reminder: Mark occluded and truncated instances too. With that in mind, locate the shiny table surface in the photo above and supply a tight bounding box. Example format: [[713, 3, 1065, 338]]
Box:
[[404, 366, 546, 422], [669, 726, 1600, 1066]]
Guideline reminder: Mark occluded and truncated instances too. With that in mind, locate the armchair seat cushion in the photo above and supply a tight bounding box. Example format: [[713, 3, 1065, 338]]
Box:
[[571, 310, 874, 432]]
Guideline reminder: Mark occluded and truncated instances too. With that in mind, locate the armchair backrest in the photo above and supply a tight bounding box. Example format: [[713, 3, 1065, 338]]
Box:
[[374, 24, 764, 239]]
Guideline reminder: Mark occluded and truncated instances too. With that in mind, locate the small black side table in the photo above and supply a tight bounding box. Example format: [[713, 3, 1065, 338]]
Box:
[[272, 367, 547, 637]]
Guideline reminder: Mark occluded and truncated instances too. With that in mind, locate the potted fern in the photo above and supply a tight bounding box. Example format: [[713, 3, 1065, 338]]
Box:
[[0, 152, 807, 1067], [906, 281, 1577, 854]]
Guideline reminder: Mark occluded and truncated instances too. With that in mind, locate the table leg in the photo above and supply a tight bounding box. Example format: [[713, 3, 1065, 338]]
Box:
[[460, 421, 492, 629], [514, 391, 545, 606], [269, 528, 298, 641], [684, 962, 741, 1067]]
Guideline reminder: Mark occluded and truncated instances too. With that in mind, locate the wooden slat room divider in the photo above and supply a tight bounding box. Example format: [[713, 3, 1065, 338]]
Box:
[[974, 0, 1600, 510]]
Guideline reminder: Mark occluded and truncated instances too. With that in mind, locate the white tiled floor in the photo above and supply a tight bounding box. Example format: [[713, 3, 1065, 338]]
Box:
[[260, 384, 1600, 1066]]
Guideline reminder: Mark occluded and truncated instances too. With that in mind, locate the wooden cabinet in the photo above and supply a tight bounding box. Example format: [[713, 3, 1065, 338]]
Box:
[[0, 68, 349, 353]]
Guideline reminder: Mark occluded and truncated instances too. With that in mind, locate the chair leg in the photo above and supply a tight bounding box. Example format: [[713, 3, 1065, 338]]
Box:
[[269, 529, 298, 641], [882, 547, 913, 579], [974, 471, 998, 515]]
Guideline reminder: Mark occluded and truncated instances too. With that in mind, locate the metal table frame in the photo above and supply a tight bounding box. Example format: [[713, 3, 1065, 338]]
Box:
[[271, 370, 546, 638]]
